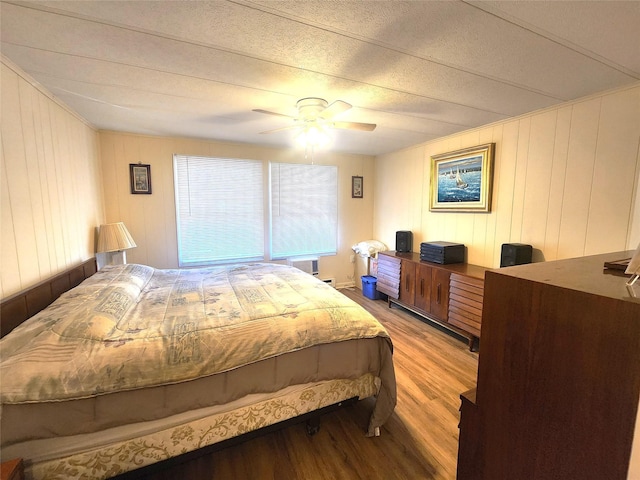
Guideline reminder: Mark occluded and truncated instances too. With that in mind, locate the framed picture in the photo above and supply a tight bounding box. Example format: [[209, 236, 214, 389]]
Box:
[[352, 176, 363, 198], [130, 164, 152, 194], [429, 143, 495, 212]]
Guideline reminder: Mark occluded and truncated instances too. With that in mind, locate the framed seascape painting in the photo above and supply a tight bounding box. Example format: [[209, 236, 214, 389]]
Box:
[[130, 163, 152, 194], [429, 143, 495, 213]]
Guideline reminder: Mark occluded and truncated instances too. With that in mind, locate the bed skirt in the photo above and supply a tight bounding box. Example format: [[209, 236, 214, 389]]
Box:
[[14, 374, 378, 480]]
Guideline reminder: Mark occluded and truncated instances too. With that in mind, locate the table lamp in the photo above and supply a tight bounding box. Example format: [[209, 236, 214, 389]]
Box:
[[96, 222, 137, 265]]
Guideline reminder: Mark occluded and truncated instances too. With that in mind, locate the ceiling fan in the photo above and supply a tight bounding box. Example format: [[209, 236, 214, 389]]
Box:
[[253, 98, 376, 146]]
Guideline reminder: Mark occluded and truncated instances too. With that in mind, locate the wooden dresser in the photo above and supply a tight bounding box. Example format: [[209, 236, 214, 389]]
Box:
[[457, 251, 640, 480], [377, 251, 487, 350]]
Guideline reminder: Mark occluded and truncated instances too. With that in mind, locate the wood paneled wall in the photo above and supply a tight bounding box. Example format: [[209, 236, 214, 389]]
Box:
[[99, 132, 375, 287], [374, 84, 640, 268], [4, 54, 638, 297], [1, 59, 104, 298]]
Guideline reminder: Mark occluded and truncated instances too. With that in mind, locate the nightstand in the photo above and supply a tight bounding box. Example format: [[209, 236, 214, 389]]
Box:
[[0, 458, 24, 480]]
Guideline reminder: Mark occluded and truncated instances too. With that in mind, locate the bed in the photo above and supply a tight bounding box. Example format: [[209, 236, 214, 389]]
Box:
[[0, 261, 396, 479]]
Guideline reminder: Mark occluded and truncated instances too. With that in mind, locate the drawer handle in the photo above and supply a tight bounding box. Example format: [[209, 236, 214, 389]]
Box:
[[406, 275, 410, 291], [437, 284, 441, 304], [420, 278, 424, 297]]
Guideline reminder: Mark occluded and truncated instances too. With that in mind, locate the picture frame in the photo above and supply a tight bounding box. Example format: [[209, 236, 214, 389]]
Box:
[[130, 164, 152, 194], [429, 143, 495, 213], [352, 176, 363, 198]]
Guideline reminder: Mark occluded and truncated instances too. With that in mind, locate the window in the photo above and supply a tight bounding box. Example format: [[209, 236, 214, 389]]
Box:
[[174, 155, 264, 267], [173, 156, 337, 267], [270, 163, 337, 259]]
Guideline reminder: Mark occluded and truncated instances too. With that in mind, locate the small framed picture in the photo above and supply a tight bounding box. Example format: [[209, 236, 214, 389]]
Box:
[[352, 176, 363, 198], [130, 164, 152, 194]]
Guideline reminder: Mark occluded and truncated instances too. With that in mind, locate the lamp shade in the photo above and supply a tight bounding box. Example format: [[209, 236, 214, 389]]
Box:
[[97, 222, 137, 253]]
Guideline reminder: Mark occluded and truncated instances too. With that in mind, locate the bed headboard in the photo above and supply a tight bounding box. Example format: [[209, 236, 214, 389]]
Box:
[[0, 257, 97, 338]]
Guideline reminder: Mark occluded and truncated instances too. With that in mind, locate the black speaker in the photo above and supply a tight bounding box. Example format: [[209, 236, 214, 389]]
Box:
[[396, 231, 413, 253], [501, 243, 533, 267]]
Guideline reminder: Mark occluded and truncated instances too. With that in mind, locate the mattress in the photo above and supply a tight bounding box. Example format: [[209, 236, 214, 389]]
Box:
[[2, 337, 390, 444]]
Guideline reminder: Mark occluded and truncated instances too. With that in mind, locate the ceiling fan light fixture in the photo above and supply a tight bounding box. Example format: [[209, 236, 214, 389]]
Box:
[[254, 97, 374, 148], [295, 123, 331, 148]]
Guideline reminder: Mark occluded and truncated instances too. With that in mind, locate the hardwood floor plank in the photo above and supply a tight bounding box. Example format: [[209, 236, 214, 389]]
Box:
[[134, 288, 479, 480]]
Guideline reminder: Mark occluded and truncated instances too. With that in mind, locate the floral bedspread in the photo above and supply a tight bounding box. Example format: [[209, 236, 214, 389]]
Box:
[[0, 263, 393, 404]]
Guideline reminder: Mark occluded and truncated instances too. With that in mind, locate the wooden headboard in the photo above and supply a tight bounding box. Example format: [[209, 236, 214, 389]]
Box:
[[0, 258, 97, 338]]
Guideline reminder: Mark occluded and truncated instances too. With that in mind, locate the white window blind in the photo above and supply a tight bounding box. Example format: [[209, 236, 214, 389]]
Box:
[[270, 162, 337, 259], [174, 155, 264, 267]]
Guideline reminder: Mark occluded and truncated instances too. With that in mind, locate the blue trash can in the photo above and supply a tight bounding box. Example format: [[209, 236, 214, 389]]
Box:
[[361, 275, 380, 300]]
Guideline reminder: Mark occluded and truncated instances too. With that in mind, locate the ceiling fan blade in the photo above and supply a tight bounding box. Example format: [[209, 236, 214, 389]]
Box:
[[332, 121, 377, 131], [252, 109, 296, 119], [320, 100, 351, 119], [259, 125, 300, 134]]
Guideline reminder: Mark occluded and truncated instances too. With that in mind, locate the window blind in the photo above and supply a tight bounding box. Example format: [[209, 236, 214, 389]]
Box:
[[270, 162, 337, 259], [174, 155, 264, 267]]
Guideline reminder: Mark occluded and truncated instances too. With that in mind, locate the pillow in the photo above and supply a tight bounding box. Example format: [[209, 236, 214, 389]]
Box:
[[352, 240, 388, 258]]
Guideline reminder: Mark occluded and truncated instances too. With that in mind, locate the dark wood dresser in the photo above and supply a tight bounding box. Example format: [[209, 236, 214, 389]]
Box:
[[457, 251, 640, 480], [377, 251, 487, 350]]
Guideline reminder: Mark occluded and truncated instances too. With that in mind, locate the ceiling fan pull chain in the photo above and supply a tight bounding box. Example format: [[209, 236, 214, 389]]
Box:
[[304, 144, 315, 164]]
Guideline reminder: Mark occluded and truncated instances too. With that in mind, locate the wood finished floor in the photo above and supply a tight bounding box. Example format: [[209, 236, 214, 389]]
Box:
[[138, 288, 479, 480]]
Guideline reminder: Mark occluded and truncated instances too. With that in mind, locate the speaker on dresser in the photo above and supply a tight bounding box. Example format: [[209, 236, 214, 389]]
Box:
[[500, 243, 533, 267], [396, 231, 413, 253]]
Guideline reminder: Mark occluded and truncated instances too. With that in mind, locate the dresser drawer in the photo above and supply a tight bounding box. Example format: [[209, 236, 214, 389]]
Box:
[[448, 274, 484, 337], [377, 254, 401, 299]]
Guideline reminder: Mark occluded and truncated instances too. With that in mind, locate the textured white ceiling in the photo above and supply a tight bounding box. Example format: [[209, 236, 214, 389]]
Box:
[[2, 0, 639, 156]]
